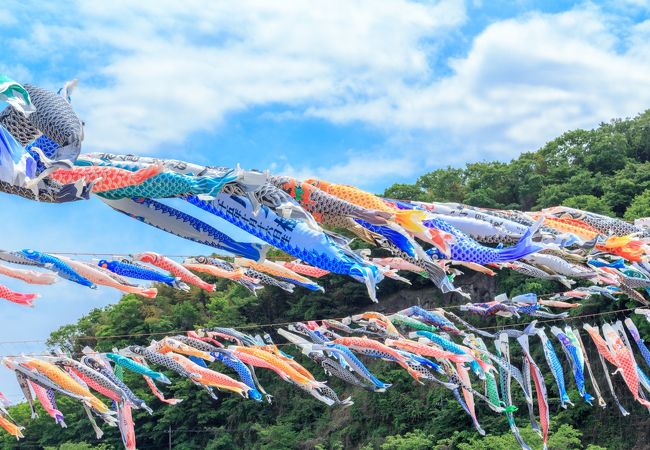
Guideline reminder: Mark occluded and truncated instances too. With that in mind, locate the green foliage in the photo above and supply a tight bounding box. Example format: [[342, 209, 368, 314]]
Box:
[[383, 183, 426, 201], [454, 424, 585, 450], [44, 443, 112, 450], [416, 168, 467, 203], [380, 430, 434, 450], [561, 195, 612, 216], [383, 110, 650, 216], [624, 189, 650, 220]]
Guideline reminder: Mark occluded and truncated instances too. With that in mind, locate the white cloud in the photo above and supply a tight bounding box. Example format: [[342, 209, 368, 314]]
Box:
[[0, 10, 16, 26], [608, 0, 650, 12], [5, 0, 466, 153], [280, 154, 419, 187], [0, 63, 31, 83], [8, 1, 649, 175], [310, 6, 650, 163]]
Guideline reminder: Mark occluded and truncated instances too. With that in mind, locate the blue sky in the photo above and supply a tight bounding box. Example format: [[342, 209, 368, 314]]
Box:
[[0, 0, 649, 400]]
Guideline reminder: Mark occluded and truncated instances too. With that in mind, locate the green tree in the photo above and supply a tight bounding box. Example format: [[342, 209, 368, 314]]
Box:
[[383, 183, 425, 201], [455, 424, 587, 450], [624, 189, 650, 220], [416, 167, 467, 202], [44, 443, 112, 450], [561, 195, 612, 215], [381, 430, 434, 450]]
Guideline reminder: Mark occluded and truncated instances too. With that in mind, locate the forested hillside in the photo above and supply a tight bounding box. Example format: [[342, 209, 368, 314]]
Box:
[[4, 110, 650, 450]]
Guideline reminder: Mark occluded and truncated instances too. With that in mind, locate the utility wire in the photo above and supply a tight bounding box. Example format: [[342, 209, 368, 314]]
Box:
[[0, 305, 637, 353], [0, 288, 606, 345]]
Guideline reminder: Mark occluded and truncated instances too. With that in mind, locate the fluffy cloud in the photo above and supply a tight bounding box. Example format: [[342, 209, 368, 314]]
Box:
[[310, 6, 650, 163], [4, 0, 466, 153], [280, 154, 420, 187], [4, 1, 650, 175]]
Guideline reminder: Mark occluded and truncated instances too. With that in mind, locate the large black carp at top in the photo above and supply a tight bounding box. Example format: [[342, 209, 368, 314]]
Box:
[[0, 82, 84, 162]]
